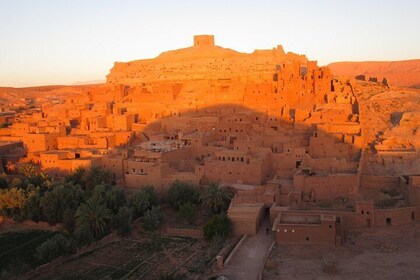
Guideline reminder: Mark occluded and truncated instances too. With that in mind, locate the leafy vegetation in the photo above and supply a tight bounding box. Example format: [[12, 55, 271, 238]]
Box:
[[178, 202, 197, 225], [129, 186, 158, 218], [167, 181, 199, 210], [113, 206, 133, 236], [75, 197, 112, 240], [35, 233, 74, 263], [143, 206, 163, 231], [199, 182, 232, 213], [203, 213, 232, 240]]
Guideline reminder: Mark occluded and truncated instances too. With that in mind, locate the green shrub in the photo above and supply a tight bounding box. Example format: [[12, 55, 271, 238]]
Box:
[[178, 202, 197, 225], [143, 206, 163, 231], [203, 214, 232, 240], [129, 186, 158, 218], [35, 234, 73, 263], [199, 182, 233, 214], [167, 181, 199, 210], [113, 206, 133, 236], [0, 176, 8, 189]]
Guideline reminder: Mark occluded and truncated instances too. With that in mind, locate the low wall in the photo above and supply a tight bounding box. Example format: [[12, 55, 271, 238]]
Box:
[[164, 227, 203, 238], [360, 176, 400, 189], [270, 205, 420, 229], [375, 206, 420, 227]]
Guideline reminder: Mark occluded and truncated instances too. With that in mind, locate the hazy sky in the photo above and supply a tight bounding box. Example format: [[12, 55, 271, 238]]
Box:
[[0, 0, 419, 87]]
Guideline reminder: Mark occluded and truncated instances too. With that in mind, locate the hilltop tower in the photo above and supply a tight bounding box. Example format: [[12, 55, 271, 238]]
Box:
[[193, 35, 215, 47]]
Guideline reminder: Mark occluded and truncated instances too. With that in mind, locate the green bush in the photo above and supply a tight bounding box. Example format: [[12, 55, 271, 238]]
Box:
[[90, 185, 126, 215], [178, 202, 197, 225], [199, 182, 233, 213], [167, 181, 199, 210], [40, 184, 84, 224], [113, 206, 133, 236], [35, 234, 73, 263], [143, 206, 163, 231], [0, 176, 8, 189], [62, 209, 76, 233], [75, 197, 112, 240], [129, 186, 158, 218], [203, 214, 232, 240]]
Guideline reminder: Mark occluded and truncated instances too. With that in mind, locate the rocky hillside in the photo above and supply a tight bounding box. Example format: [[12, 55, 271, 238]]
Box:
[[328, 60, 420, 88]]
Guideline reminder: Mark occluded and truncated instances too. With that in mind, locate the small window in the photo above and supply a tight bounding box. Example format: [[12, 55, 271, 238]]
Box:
[[306, 237, 309, 241]]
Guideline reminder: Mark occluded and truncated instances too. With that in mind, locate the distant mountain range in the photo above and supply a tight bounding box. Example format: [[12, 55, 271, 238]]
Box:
[[71, 79, 105, 85], [328, 59, 420, 88]]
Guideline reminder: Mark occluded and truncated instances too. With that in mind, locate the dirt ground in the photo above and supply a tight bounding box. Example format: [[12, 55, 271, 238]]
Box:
[[264, 225, 420, 280]]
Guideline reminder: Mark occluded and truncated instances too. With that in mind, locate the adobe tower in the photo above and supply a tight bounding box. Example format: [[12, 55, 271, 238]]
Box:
[[193, 34, 215, 47]]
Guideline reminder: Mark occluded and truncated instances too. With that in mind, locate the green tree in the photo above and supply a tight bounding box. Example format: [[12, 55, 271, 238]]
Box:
[[199, 182, 233, 213], [64, 166, 86, 186], [20, 189, 42, 222], [203, 214, 232, 240], [0, 187, 27, 213], [84, 166, 112, 190], [167, 181, 199, 210], [128, 186, 157, 218], [178, 202, 197, 225], [0, 176, 8, 189], [40, 184, 84, 224], [75, 197, 112, 240], [62, 209, 76, 233], [89, 184, 126, 215], [35, 234, 73, 263], [112, 206, 133, 236], [143, 206, 163, 231], [18, 163, 37, 178]]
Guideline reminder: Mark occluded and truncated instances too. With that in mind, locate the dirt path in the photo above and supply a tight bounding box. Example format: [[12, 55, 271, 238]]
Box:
[[220, 218, 274, 280]]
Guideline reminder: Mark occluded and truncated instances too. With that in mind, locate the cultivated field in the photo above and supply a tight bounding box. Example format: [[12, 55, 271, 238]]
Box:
[[20, 234, 216, 280]]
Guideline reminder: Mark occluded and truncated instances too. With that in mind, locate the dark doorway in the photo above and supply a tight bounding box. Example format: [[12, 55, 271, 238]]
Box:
[[386, 218, 392, 226]]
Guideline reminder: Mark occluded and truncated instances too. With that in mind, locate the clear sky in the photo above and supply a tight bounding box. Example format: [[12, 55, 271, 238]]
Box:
[[0, 0, 419, 87]]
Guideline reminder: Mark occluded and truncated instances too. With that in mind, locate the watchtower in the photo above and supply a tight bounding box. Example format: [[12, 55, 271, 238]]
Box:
[[193, 35, 215, 47]]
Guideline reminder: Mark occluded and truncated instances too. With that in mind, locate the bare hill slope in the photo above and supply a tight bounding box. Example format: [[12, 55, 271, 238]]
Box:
[[328, 60, 420, 88]]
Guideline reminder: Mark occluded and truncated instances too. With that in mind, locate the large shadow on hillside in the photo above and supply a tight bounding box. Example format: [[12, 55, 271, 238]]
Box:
[[129, 102, 366, 201]]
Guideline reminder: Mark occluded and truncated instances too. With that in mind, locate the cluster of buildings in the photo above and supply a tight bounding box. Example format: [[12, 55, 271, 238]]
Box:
[[1, 35, 419, 245]]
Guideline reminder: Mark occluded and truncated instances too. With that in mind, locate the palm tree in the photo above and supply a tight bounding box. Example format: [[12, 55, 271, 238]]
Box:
[[85, 166, 112, 190], [19, 163, 37, 177], [75, 197, 111, 239], [199, 182, 233, 214]]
